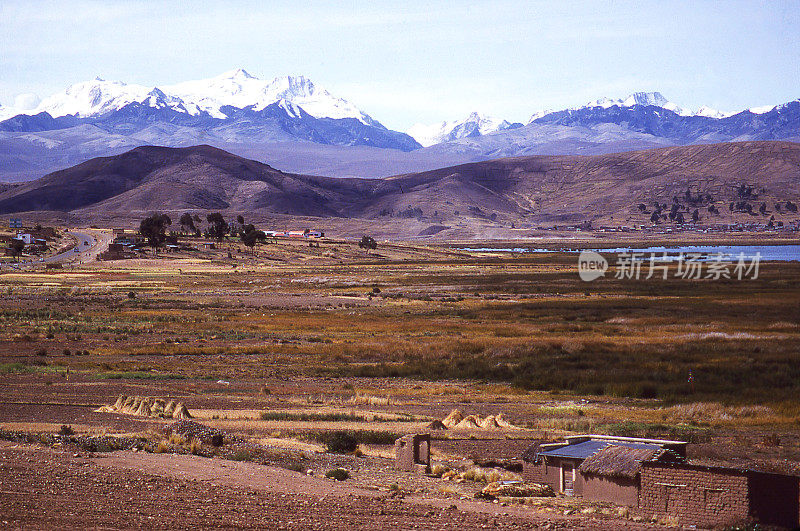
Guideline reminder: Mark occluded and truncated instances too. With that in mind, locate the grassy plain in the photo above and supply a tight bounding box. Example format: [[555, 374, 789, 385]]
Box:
[[1, 236, 799, 473]]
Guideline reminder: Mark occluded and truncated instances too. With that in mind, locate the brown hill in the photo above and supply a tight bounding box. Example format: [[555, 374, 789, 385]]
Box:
[[0, 145, 382, 217], [0, 142, 798, 227]]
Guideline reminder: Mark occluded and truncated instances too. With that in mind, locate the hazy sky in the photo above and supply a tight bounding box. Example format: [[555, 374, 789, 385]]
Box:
[[1, 0, 798, 129]]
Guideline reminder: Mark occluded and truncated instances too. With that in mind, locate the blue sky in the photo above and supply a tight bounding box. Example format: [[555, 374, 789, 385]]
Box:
[[1, 0, 798, 129]]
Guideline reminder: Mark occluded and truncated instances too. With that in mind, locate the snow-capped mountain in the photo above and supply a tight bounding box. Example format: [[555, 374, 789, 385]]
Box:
[[407, 112, 522, 147], [18, 69, 377, 126], [35, 78, 157, 118], [163, 69, 375, 124], [2, 75, 799, 183], [0, 69, 420, 154], [572, 91, 692, 117], [560, 91, 735, 120]]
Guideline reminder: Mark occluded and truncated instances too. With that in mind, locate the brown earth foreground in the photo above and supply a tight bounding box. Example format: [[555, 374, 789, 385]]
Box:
[[0, 441, 655, 530]]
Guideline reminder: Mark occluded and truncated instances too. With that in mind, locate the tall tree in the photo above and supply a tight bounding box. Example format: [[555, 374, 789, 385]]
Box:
[[359, 235, 377, 253], [240, 224, 266, 253], [139, 213, 172, 248], [206, 213, 229, 241], [9, 239, 25, 262], [179, 213, 196, 235]]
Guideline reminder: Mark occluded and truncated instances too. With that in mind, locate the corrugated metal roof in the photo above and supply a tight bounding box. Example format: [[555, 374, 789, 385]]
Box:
[[539, 439, 662, 460]]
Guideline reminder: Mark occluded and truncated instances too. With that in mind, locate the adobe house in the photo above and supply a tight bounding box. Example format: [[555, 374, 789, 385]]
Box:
[[640, 462, 800, 528], [523, 434, 800, 528], [522, 435, 687, 505], [395, 433, 431, 474]]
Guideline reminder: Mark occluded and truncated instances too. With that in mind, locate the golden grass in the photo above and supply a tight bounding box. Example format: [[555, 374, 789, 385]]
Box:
[[2, 245, 799, 412], [203, 419, 424, 433], [0, 422, 93, 433]]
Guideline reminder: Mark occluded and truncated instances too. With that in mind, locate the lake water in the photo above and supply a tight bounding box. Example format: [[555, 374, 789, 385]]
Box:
[[460, 245, 800, 262]]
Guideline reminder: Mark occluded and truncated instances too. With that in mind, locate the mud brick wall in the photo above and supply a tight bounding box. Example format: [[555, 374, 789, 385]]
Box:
[[522, 459, 561, 492], [640, 464, 749, 527]]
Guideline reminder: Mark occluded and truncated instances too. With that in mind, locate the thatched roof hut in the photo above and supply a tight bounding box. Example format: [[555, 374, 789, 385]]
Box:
[[519, 440, 545, 463], [579, 444, 674, 479]]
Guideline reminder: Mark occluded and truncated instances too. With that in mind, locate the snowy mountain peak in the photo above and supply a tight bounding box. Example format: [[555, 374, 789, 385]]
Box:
[[36, 78, 154, 118], [265, 75, 317, 100], [622, 91, 669, 107], [17, 70, 374, 124], [695, 105, 727, 118], [582, 91, 686, 114], [218, 68, 256, 80], [407, 112, 513, 147], [748, 104, 776, 115], [162, 70, 372, 123]]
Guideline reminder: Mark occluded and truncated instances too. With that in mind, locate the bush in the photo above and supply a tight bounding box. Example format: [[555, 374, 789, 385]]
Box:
[[231, 450, 253, 461], [323, 431, 358, 453], [324, 468, 350, 481], [189, 438, 202, 455], [307, 429, 401, 448]]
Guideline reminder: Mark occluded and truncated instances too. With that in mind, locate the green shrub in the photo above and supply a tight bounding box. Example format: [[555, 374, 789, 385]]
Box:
[[231, 450, 252, 462], [322, 431, 358, 453], [260, 412, 366, 422], [325, 468, 349, 481]]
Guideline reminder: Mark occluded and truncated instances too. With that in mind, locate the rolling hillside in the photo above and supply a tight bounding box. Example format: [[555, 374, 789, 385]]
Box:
[[1, 142, 798, 230]]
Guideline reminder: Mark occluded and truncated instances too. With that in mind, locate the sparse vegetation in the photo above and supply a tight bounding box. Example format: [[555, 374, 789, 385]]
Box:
[[94, 371, 186, 380], [324, 468, 350, 481]]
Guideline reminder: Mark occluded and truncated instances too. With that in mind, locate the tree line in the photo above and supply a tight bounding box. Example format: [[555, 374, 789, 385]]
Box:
[[139, 212, 267, 251]]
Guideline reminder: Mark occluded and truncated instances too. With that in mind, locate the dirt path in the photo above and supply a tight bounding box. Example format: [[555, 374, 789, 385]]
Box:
[[0, 441, 654, 529]]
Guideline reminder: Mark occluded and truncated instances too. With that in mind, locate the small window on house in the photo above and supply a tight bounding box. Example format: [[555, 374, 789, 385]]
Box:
[[703, 488, 724, 509], [664, 485, 681, 512]]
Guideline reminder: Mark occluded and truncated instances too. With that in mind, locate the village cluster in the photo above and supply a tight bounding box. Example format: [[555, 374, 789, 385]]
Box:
[[394, 430, 799, 528]]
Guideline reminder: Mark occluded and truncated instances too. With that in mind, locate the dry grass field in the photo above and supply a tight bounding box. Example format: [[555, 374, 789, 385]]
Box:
[[1, 234, 799, 527]]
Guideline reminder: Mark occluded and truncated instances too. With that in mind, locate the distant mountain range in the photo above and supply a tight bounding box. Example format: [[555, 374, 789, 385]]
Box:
[[0, 70, 798, 182], [1, 142, 798, 240]]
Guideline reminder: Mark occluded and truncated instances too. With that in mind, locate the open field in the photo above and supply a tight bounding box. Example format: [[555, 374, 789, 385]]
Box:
[[1, 236, 799, 527]]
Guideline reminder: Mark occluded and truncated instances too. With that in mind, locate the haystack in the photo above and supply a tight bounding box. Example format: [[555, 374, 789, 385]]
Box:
[[427, 420, 447, 430], [454, 415, 482, 429], [114, 395, 126, 410], [480, 415, 502, 430], [442, 409, 465, 428], [151, 399, 166, 415], [495, 413, 516, 429], [119, 396, 135, 414], [172, 403, 192, 419], [96, 395, 191, 419], [135, 397, 153, 417], [128, 396, 142, 415]]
